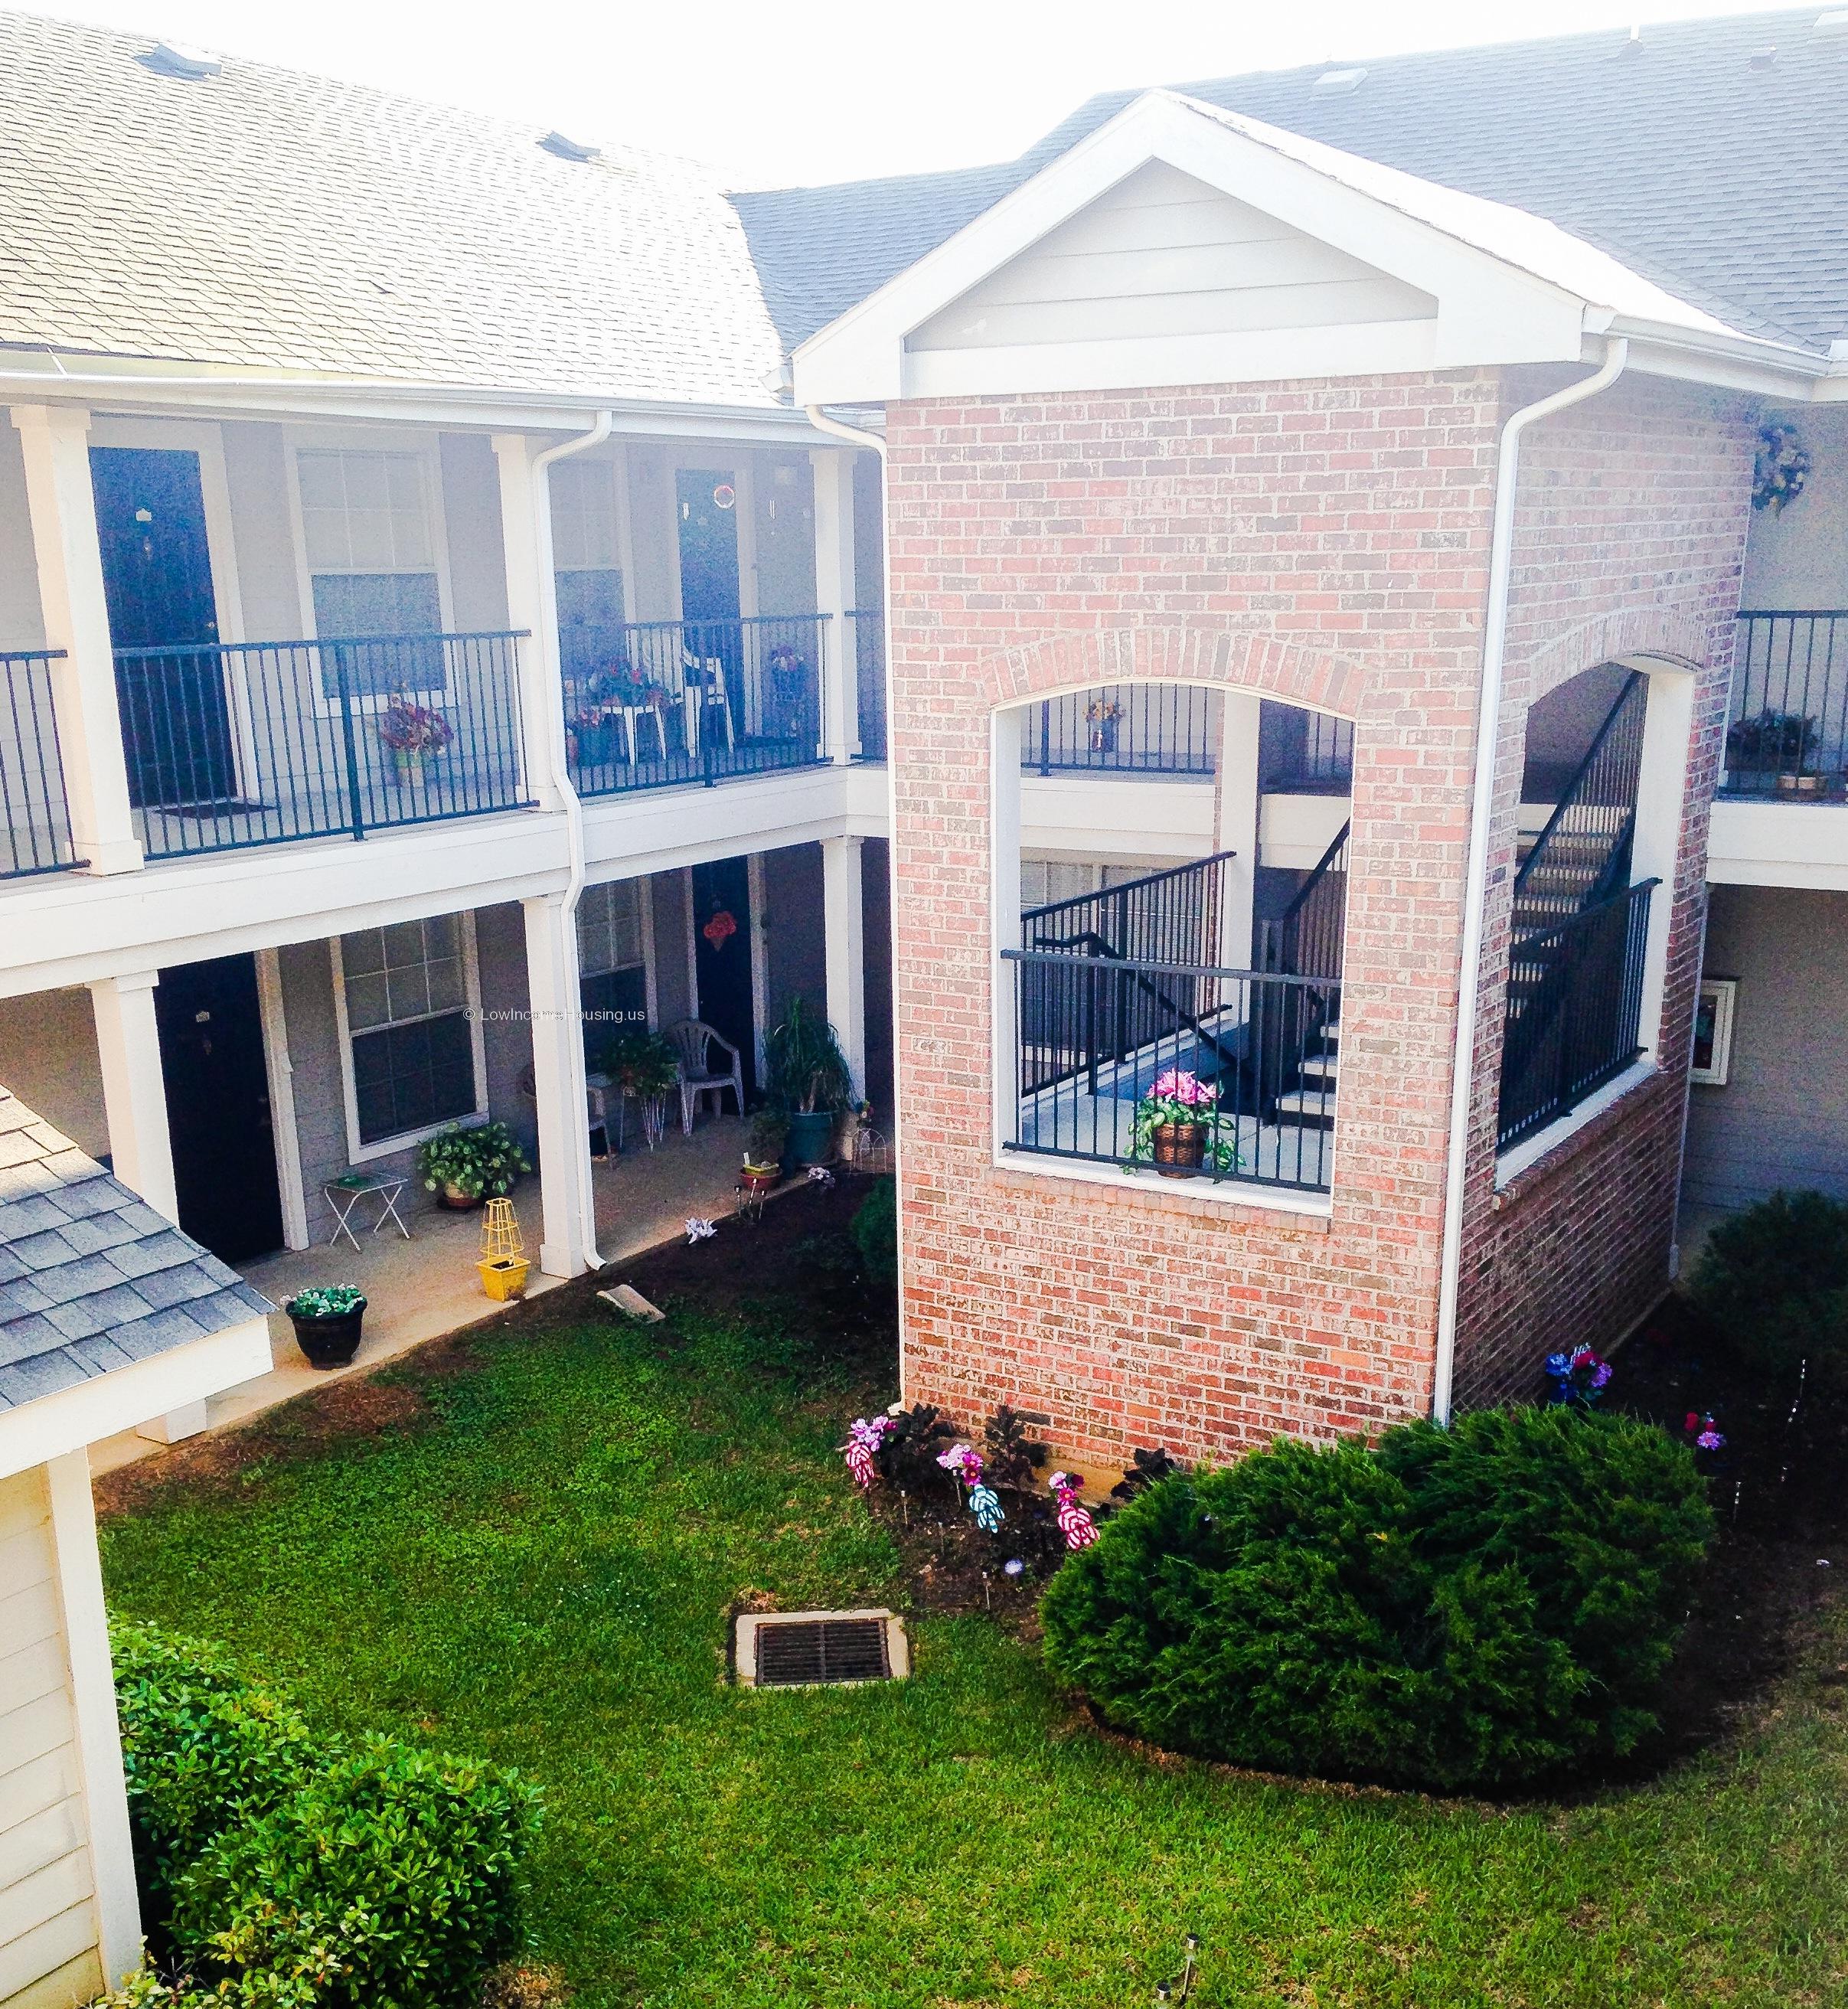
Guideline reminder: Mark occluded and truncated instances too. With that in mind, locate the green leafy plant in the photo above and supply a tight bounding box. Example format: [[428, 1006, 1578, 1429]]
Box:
[[1690, 1187, 1848, 1392], [849, 1176, 896, 1289], [1131, 1068, 1239, 1171], [746, 1108, 790, 1170], [282, 1287, 364, 1321], [590, 1026, 680, 1099], [1040, 1408, 1712, 1791], [764, 995, 853, 1115], [1726, 708, 1818, 773], [413, 1120, 530, 1200], [107, 1620, 537, 2009]]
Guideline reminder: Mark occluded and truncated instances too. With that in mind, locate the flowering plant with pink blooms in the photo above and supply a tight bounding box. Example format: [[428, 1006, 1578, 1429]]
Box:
[[1132, 1068, 1239, 1170]]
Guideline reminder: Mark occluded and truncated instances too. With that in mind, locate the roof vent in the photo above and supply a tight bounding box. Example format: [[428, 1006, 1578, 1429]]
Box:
[[1611, 24, 1644, 57], [539, 131, 601, 163], [1751, 44, 1778, 67], [1814, 8, 1848, 32], [135, 41, 222, 80], [1311, 67, 1367, 96]]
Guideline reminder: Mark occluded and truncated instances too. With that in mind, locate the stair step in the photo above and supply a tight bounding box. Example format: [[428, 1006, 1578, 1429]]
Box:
[[1298, 1054, 1340, 1082], [1273, 1089, 1337, 1130]]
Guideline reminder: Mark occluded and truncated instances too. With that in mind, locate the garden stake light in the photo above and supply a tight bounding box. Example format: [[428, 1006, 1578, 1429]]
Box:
[[1154, 1934, 1201, 2004]]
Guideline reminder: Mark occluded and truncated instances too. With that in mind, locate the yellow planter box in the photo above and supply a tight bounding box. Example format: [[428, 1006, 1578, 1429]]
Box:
[[478, 1256, 531, 1302]]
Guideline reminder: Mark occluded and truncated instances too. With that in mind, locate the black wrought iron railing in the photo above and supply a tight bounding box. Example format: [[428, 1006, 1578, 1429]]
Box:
[[1024, 684, 1219, 777], [1512, 668, 1644, 931], [1262, 708, 1354, 792], [0, 649, 80, 878], [112, 632, 531, 859], [849, 609, 886, 761], [1497, 878, 1657, 1149], [1726, 611, 1848, 796], [1258, 821, 1349, 982], [564, 615, 830, 797], [1004, 949, 1339, 1193]]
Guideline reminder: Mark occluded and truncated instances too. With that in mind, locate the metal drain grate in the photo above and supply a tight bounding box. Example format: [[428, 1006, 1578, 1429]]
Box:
[[735, 1608, 909, 1688]]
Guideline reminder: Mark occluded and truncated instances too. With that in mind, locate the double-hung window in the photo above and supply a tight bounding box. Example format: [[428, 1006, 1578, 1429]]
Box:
[[336, 915, 482, 1151], [296, 447, 445, 698], [550, 459, 628, 692], [577, 879, 648, 1045]]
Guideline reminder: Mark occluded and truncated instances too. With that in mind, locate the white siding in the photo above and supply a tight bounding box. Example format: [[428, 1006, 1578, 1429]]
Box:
[[909, 160, 1435, 355], [0, 1468, 101, 2009]]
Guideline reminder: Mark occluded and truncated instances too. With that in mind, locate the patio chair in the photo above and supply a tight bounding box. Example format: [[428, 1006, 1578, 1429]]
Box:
[[665, 1018, 745, 1135], [680, 651, 736, 759]]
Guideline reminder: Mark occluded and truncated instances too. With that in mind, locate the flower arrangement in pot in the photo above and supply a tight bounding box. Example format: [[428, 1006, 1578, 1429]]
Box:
[[741, 1109, 789, 1196], [377, 699, 453, 782], [1726, 708, 1820, 792], [1131, 1068, 1239, 1178], [283, 1284, 367, 1370], [1086, 696, 1124, 754], [592, 1027, 680, 1148], [764, 996, 854, 1166], [413, 1119, 531, 1210]]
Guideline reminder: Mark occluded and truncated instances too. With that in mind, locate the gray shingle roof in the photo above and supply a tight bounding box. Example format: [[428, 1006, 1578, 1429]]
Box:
[[0, 10, 785, 405], [0, 1086, 269, 1413], [734, 8, 1848, 356]]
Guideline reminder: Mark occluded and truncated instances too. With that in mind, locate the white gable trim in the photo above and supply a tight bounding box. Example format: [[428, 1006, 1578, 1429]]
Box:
[[795, 93, 1598, 403]]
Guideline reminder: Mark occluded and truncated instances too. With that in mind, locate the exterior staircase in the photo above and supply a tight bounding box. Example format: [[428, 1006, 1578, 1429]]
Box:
[[1259, 822, 1348, 1132]]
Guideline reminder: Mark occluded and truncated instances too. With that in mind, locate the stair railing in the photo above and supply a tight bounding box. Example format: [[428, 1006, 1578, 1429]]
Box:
[[1511, 668, 1647, 913]]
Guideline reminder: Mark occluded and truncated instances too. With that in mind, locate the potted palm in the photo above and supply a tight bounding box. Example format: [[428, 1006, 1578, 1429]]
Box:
[[414, 1119, 530, 1209], [764, 997, 853, 1166], [283, 1285, 367, 1369], [1131, 1069, 1239, 1178]]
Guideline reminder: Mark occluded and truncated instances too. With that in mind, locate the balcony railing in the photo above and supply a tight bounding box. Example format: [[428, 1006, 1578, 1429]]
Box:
[[1024, 684, 1219, 778], [1726, 611, 1848, 797], [564, 615, 830, 798], [1497, 878, 1656, 1150], [849, 609, 886, 761], [114, 632, 531, 859], [1262, 709, 1353, 792], [0, 649, 80, 878], [1004, 948, 1339, 1193]]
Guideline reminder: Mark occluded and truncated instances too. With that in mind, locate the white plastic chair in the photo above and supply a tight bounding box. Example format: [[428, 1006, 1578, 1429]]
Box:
[[665, 1018, 745, 1134], [679, 652, 736, 759]]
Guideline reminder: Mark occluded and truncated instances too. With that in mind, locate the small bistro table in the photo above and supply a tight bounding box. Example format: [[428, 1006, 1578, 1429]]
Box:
[[323, 1171, 412, 1250]]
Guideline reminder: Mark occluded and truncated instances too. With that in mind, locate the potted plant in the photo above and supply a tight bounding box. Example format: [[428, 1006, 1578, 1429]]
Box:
[[593, 1027, 681, 1145], [283, 1285, 367, 1369], [764, 996, 853, 1166], [1086, 697, 1123, 754], [1726, 708, 1819, 792], [414, 1119, 531, 1209], [742, 1109, 789, 1197], [377, 699, 454, 782], [1131, 1068, 1238, 1178]]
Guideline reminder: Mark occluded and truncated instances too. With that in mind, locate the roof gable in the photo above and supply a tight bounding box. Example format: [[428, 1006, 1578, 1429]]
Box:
[[794, 91, 1709, 404]]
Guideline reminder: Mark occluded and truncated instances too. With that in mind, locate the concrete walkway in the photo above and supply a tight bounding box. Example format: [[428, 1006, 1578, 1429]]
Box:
[[91, 1116, 752, 1476]]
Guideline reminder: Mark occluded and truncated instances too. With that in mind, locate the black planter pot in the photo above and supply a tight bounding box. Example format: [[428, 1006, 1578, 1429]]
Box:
[[288, 1304, 366, 1370]]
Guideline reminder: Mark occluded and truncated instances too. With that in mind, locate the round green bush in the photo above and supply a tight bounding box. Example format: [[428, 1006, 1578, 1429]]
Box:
[[1040, 1407, 1712, 1791], [850, 1176, 897, 1289], [1690, 1187, 1848, 1388]]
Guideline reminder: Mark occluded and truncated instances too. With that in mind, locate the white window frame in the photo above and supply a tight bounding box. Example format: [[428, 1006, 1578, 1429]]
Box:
[[1690, 975, 1738, 1088], [552, 448, 638, 628], [329, 910, 488, 1164], [283, 428, 456, 720], [576, 873, 655, 1031]]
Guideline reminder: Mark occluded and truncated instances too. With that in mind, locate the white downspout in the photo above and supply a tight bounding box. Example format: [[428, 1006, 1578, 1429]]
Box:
[[531, 409, 615, 1266], [805, 403, 909, 1393], [1430, 338, 1629, 1424]]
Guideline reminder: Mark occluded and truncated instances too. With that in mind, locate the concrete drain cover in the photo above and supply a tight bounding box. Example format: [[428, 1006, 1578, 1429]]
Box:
[[735, 1609, 909, 1688]]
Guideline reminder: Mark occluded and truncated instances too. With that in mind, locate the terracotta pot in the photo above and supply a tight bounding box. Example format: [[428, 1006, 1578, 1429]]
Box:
[[740, 1164, 778, 1197], [1151, 1121, 1208, 1177], [1776, 771, 1824, 798], [438, 1183, 482, 1210]]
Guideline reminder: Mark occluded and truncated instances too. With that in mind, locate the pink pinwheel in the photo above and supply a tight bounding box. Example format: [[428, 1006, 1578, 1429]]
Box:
[[1049, 1471, 1099, 1550], [842, 1414, 892, 1490]]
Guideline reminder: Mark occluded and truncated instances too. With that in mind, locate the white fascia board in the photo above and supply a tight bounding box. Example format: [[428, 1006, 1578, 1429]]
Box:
[[1020, 774, 1215, 860], [1258, 791, 1352, 871], [794, 91, 1586, 405], [0, 1318, 273, 1480], [1706, 799, 1848, 890], [579, 762, 876, 878]]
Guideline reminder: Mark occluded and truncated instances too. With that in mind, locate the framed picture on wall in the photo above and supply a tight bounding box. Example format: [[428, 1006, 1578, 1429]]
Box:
[[1691, 976, 1738, 1086]]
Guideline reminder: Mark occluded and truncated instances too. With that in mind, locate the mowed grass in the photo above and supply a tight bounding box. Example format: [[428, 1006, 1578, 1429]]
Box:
[[100, 1302, 1848, 2009]]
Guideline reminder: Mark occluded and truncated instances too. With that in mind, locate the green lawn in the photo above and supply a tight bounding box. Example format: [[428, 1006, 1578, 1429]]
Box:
[[100, 1295, 1848, 2008]]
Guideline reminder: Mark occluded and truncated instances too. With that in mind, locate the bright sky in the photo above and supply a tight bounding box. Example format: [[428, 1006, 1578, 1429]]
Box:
[[22, 0, 1804, 187]]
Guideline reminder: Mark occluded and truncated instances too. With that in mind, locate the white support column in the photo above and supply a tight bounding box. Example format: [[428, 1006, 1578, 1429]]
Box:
[[46, 1451, 144, 1991], [1631, 665, 1696, 1063], [491, 435, 565, 815], [10, 404, 142, 874], [522, 890, 594, 1278], [87, 972, 176, 1222], [811, 448, 860, 764], [1214, 693, 1263, 968], [822, 835, 867, 1099]]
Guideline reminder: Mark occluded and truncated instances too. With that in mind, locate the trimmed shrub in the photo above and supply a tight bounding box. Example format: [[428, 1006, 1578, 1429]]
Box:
[[1040, 1409, 1711, 1791], [849, 1177, 897, 1290], [1690, 1187, 1848, 1388], [106, 1620, 538, 2008]]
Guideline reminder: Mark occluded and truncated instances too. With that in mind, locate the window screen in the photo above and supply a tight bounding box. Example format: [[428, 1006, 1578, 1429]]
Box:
[[551, 462, 627, 689], [298, 449, 446, 696], [341, 915, 478, 1145]]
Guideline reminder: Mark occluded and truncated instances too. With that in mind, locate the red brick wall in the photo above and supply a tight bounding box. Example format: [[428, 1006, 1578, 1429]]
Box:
[[885, 369, 1752, 1461], [1451, 374, 1753, 1406], [886, 374, 1503, 1463]]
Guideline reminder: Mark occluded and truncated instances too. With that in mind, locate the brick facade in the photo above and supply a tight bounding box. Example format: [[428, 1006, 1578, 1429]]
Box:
[[886, 369, 1752, 1465]]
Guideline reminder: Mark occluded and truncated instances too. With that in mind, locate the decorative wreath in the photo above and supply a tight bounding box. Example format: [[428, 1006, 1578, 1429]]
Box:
[[1753, 422, 1812, 514]]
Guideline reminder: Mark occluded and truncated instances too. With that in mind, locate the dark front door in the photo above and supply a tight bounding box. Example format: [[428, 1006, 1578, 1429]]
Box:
[[90, 445, 237, 807], [675, 469, 742, 626], [692, 855, 755, 1099], [154, 954, 285, 1263]]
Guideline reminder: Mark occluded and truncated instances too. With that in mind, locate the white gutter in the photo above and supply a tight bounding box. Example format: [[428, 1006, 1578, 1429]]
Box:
[[1430, 338, 1629, 1425], [805, 403, 909, 1396], [530, 409, 615, 1268]]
